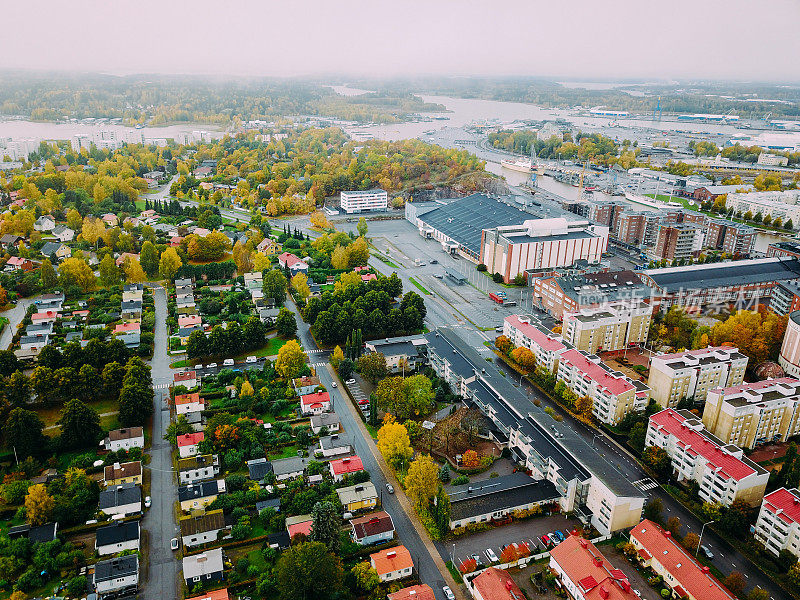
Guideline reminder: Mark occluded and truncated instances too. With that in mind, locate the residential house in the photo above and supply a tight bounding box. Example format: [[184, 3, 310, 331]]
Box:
[[318, 434, 352, 458], [186, 588, 230, 600], [101, 213, 119, 226], [98, 483, 142, 517], [8, 522, 58, 544], [364, 335, 428, 374], [52, 225, 75, 242], [180, 509, 226, 548], [178, 480, 226, 512], [350, 511, 395, 545], [19, 333, 49, 350], [174, 370, 198, 389], [336, 482, 378, 513], [94, 555, 139, 596], [330, 456, 365, 482], [286, 514, 313, 540], [256, 238, 278, 254], [4, 256, 34, 272], [178, 454, 220, 484], [103, 461, 142, 487], [34, 215, 56, 231], [630, 519, 735, 600], [177, 432, 205, 458], [293, 376, 321, 396], [246, 457, 274, 483], [175, 392, 205, 416], [40, 241, 70, 260], [310, 412, 341, 435], [105, 427, 144, 452], [182, 548, 224, 589], [387, 585, 435, 600], [271, 456, 308, 481], [300, 391, 331, 415], [95, 520, 140, 556], [370, 545, 413, 582], [31, 310, 59, 324], [277, 251, 309, 273], [471, 567, 528, 600]]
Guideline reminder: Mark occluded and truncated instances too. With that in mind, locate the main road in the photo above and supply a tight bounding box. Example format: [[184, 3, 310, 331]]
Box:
[[141, 285, 179, 600]]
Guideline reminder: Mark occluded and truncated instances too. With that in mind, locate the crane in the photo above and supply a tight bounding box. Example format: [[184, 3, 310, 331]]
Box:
[[652, 96, 662, 122]]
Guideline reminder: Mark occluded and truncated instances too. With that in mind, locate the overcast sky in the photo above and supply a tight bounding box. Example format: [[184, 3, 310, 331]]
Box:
[[2, 0, 799, 82]]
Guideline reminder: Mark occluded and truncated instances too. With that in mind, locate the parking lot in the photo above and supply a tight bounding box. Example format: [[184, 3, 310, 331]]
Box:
[[439, 513, 582, 568]]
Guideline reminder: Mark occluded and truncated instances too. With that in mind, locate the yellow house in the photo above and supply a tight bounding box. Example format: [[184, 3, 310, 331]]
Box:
[[179, 480, 225, 512], [336, 482, 378, 513], [103, 461, 143, 487]]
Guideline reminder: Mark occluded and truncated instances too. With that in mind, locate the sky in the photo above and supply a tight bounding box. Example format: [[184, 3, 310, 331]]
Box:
[[2, 0, 800, 82]]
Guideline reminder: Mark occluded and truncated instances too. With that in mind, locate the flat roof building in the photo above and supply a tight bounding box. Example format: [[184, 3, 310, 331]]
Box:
[[754, 487, 800, 558], [340, 189, 388, 214], [562, 301, 652, 355]]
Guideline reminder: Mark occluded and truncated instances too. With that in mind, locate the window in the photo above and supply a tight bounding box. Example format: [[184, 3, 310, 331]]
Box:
[[193, 576, 200, 582]]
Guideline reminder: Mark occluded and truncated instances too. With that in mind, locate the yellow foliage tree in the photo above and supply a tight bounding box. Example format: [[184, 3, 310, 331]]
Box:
[[377, 418, 413, 469], [81, 216, 105, 245], [404, 454, 439, 507], [331, 345, 344, 369], [25, 484, 54, 526], [252, 252, 270, 272], [158, 247, 183, 280], [275, 339, 308, 379], [240, 380, 255, 397], [291, 272, 311, 300], [710, 309, 787, 365], [348, 237, 370, 266], [309, 211, 331, 229], [59, 257, 96, 292], [123, 257, 147, 283], [334, 270, 361, 293], [331, 245, 349, 270]]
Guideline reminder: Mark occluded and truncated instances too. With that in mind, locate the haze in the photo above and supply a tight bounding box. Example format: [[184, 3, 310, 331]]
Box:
[[2, 0, 800, 81]]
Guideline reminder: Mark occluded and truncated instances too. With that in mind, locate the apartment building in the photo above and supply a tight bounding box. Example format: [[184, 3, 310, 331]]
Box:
[[780, 311, 800, 378], [705, 220, 756, 257], [767, 241, 800, 260], [646, 409, 768, 507], [702, 377, 800, 449], [770, 280, 800, 316], [726, 189, 800, 226], [562, 301, 651, 354], [648, 347, 748, 407], [556, 349, 649, 425], [503, 314, 568, 373], [651, 223, 704, 262], [340, 189, 388, 213], [754, 487, 800, 558], [614, 211, 647, 246]]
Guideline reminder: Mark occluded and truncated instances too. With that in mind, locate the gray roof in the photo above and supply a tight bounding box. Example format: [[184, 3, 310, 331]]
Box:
[[94, 555, 138, 582], [247, 458, 274, 481], [98, 483, 141, 510], [449, 473, 559, 521], [417, 193, 539, 254], [644, 257, 800, 292], [40, 241, 64, 256], [310, 412, 341, 429], [182, 548, 223, 579], [319, 435, 351, 452], [96, 520, 140, 546], [270, 456, 308, 477], [178, 480, 221, 502]]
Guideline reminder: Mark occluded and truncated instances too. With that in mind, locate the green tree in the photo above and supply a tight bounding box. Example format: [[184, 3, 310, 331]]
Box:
[[350, 562, 379, 594], [40, 258, 57, 289], [310, 501, 340, 553], [4, 408, 45, 458], [98, 254, 120, 288], [642, 446, 672, 479], [357, 352, 387, 384], [275, 542, 343, 600], [643, 497, 663, 523], [264, 269, 288, 304], [5, 371, 31, 408], [276, 307, 297, 338], [118, 358, 153, 426], [139, 240, 160, 278], [356, 217, 368, 238], [58, 398, 101, 449]]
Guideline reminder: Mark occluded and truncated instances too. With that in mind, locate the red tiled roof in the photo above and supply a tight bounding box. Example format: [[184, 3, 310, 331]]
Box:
[[301, 391, 330, 407], [186, 589, 229, 600], [174, 371, 197, 382], [472, 567, 526, 600], [31, 311, 59, 320], [387, 585, 435, 600], [560, 349, 634, 396], [370, 545, 413, 575], [630, 520, 735, 600], [330, 456, 364, 475], [361, 273, 377, 282], [761, 487, 800, 525], [505, 314, 566, 352], [287, 519, 312, 539], [114, 322, 140, 334], [177, 432, 205, 447], [175, 393, 202, 405], [649, 409, 756, 481], [549, 534, 637, 600], [351, 511, 394, 540], [278, 252, 307, 268]]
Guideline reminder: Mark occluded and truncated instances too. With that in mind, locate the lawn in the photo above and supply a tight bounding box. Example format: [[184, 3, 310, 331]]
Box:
[[374, 253, 400, 269], [38, 397, 119, 430], [266, 444, 301, 460], [408, 276, 431, 296]]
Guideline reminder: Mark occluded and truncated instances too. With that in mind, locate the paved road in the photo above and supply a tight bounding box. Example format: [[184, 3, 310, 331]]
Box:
[[141, 286, 179, 600], [284, 297, 459, 600], [0, 297, 34, 350]]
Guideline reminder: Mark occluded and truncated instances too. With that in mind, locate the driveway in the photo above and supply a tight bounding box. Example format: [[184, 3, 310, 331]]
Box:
[[141, 285, 179, 600]]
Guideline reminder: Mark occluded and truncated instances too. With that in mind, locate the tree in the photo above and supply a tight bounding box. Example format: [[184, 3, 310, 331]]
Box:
[[140, 240, 159, 278], [310, 501, 340, 553], [338, 358, 354, 380], [723, 572, 746, 597], [291, 272, 311, 300], [349, 237, 370, 266], [4, 408, 44, 458], [58, 399, 101, 449], [747, 588, 769, 600], [331, 245, 349, 270], [510, 346, 536, 371], [275, 541, 343, 600], [462, 449, 479, 468], [309, 211, 331, 230], [404, 454, 439, 507], [264, 269, 288, 304], [642, 446, 672, 479], [24, 484, 54, 526], [330, 345, 344, 369], [40, 257, 57, 289], [275, 340, 307, 379], [5, 371, 30, 408], [377, 418, 413, 469], [276, 307, 297, 338], [790, 562, 800, 587], [98, 254, 119, 287], [118, 358, 154, 426], [356, 217, 368, 237], [710, 309, 787, 365], [575, 395, 593, 421], [123, 257, 147, 284], [643, 497, 663, 523], [158, 247, 182, 280], [350, 562, 379, 594], [59, 257, 96, 292], [357, 352, 387, 384], [629, 422, 648, 452]]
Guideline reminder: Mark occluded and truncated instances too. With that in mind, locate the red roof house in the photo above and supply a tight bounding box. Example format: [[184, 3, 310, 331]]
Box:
[[472, 567, 527, 600], [330, 456, 364, 481], [300, 391, 331, 415]]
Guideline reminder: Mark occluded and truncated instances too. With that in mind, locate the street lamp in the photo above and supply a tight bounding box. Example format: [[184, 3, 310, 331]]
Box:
[[696, 520, 715, 557]]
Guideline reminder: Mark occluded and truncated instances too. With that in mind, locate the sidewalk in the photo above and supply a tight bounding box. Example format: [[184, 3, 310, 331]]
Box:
[[324, 362, 465, 599]]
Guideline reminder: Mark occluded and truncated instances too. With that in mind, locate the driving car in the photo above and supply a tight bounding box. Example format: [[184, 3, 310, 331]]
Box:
[[170, 538, 179, 551], [430, 259, 438, 264], [331, 381, 337, 387], [246, 356, 257, 363], [386, 483, 394, 494], [700, 545, 714, 560], [144, 496, 151, 508], [443, 586, 455, 600], [485, 548, 498, 563], [223, 358, 234, 367]]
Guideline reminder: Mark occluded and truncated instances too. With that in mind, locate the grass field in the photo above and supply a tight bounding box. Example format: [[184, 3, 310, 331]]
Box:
[[38, 397, 119, 430], [408, 276, 431, 295]]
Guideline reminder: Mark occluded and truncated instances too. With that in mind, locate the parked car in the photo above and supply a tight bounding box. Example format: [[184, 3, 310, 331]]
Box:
[[386, 484, 394, 494], [485, 548, 498, 563], [553, 530, 565, 542], [539, 535, 550, 547], [223, 358, 234, 367], [144, 496, 151, 508], [346, 379, 356, 385], [443, 586, 455, 600], [700, 545, 714, 560], [170, 538, 179, 551], [246, 356, 257, 363], [470, 553, 484, 568], [207, 362, 217, 369], [331, 381, 337, 388]]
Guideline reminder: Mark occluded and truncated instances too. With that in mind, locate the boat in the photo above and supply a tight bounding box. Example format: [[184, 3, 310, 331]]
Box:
[[501, 158, 533, 173]]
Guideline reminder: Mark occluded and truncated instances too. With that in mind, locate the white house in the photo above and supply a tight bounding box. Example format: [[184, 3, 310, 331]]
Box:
[[105, 427, 145, 452], [98, 483, 142, 517], [94, 555, 139, 596], [177, 432, 205, 458], [300, 391, 331, 416], [180, 509, 226, 548], [95, 520, 140, 556], [34, 215, 56, 232]]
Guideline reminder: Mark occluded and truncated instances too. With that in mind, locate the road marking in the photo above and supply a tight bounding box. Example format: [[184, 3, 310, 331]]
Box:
[[154, 383, 170, 389], [632, 478, 659, 491]]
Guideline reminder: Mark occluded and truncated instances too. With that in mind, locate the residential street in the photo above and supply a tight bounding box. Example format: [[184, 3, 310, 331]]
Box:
[[141, 285, 179, 600], [0, 297, 34, 350]]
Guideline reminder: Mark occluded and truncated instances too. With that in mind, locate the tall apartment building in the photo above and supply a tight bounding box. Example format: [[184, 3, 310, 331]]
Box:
[[702, 377, 800, 449], [770, 280, 800, 316], [502, 314, 567, 373], [648, 347, 748, 407], [340, 189, 388, 214], [556, 349, 650, 425], [646, 409, 768, 507], [767, 241, 800, 260], [651, 223, 703, 261], [562, 301, 652, 354], [705, 220, 756, 256], [754, 487, 800, 558], [780, 311, 800, 378], [534, 270, 651, 320], [614, 211, 647, 246], [726, 189, 800, 227]]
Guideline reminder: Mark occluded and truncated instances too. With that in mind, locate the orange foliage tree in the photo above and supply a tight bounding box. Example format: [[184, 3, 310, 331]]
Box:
[[495, 335, 513, 354], [459, 558, 477, 574], [462, 449, 479, 468], [510, 347, 536, 371]]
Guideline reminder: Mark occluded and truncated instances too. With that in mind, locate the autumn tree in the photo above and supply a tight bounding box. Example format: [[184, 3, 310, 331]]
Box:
[[495, 335, 513, 354], [309, 211, 331, 229], [59, 257, 96, 292], [642, 446, 672, 479], [25, 484, 54, 525], [357, 352, 387, 383], [666, 516, 682, 538], [291, 272, 311, 300], [348, 237, 369, 266], [710, 309, 787, 364], [377, 417, 413, 468], [98, 254, 120, 287], [404, 454, 439, 506], [158, 246, 182, 280], [350, 562, 379, 594], [510, 346, 536, 371], [462, 449, 480, 468], [331, 245, 349, 270], [275, 340, 307, 379], [575, 395, 594, 421], [723, 572, 746, 597], [123, 257, 147, 284], [40, 257, 57, 289], [682, 532, 700, 552], [330, 345, 344, 369]]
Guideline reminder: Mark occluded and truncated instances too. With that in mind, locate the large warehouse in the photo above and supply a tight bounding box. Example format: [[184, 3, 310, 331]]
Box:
[[406, 194, 607, 279]]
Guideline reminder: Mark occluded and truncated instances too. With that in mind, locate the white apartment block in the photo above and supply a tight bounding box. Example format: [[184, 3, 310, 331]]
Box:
[[557, 349, 649, 425], [562, 301, 652, 354], [503, 314, 568, 373], [340, 189, 388, 214], [754, 487, 800, 558], [646, 409, 768, 507], [648, 347, 748, 407], [703, 377, 800, 449], [726, 190, 800, 226]]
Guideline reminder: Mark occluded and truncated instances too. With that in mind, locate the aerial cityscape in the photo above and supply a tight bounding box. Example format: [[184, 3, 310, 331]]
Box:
[[1, 2, 800, 600]]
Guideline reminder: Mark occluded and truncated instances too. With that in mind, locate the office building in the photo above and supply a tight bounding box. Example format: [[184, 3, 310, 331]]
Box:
[[754, 487, 800, 558], [562, 301, 651, 354], [646, 409, 768, 507], [340, 189, 388, 213], [648, 347, 748, 407], [703, 377, 800, 449]]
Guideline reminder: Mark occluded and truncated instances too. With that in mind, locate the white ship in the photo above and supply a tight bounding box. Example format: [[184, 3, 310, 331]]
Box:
[[500, 158, 533, 173]]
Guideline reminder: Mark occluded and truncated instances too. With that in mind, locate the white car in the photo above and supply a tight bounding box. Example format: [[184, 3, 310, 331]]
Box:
[[331, 382, 337, 388], [485, 548, 498, 563], [346, 379, 356, 385], [223, 358, 234, 367], [144, 496, 151, 508], [246, 356, 257, 364], [206, 362, 217, 369], [170, 537, 179, 551], [443, 586, 455, 600]]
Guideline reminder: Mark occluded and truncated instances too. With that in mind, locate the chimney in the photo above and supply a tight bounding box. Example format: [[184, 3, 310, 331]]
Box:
[[665, 531, 671, 537], [593, 556, 603, 567], [387, 551, 396, 558], [702, 567, 710, 573], [506, 581, 513, 591], [599, 586, 609, 600]]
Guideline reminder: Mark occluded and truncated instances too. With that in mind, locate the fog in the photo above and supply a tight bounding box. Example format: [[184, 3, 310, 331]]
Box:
[[2, 0, 799, 81]]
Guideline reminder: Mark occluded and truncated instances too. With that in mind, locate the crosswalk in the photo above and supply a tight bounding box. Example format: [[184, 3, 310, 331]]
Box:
[[310, 362, 327, 368], [307, 349, 326, 355], [154, 383, 170, 390], [633, 477, 659, 491]]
